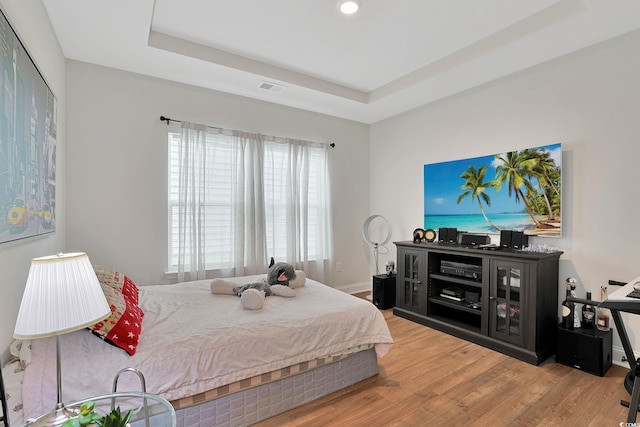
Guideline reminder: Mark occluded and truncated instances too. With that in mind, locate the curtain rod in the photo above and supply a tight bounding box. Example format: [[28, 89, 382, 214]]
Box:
[[160, 116, 335, 148]]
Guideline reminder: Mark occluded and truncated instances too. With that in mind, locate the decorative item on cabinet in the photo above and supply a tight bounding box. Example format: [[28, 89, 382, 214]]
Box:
[[424, 229, 436, 242]]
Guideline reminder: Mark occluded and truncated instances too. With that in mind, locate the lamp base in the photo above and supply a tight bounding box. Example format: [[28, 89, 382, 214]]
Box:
[[26, 403, 78, 427]]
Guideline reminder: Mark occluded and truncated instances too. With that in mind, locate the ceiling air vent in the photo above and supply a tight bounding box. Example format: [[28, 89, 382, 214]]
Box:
[[258, 81, 287, 93]]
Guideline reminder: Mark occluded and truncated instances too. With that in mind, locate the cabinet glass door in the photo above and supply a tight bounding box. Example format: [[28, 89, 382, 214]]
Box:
[[493, 263, 522, 343], [403, 253, 421, 310]]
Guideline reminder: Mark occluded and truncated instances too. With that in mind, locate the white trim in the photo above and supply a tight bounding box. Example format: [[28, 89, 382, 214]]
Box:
[[335, 281, 371, 295], [613, 344, 638, 368]]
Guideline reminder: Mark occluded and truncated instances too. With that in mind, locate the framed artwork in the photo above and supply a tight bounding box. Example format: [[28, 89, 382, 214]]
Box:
[[424, 143, 562, 237], [0, 8, 57, 245]]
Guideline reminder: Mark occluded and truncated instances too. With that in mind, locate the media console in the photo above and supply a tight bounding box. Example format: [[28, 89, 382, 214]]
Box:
[[393, 241, 563, 365]]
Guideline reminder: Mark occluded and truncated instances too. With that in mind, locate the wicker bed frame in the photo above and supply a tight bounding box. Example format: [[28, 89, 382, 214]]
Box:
[[173, 347, 378, 426], [1, 347, 378, 427]]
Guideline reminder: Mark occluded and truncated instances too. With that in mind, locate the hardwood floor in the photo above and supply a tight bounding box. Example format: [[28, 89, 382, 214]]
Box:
[[255, 304, 631, 427]]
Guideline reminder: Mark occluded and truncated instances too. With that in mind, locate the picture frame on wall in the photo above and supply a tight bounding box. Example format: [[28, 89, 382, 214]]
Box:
[[424, 143, 562, 237], [0, 7, 57, 245]]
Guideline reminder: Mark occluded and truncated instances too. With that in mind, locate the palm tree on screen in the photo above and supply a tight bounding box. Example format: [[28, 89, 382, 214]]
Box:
[[527, 148, 560, 221], [493, 150, 543, 227], [457, 165, 501, 231]]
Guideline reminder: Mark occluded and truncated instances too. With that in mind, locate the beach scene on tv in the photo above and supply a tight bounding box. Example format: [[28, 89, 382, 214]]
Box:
[[424, 143, 561, 237]]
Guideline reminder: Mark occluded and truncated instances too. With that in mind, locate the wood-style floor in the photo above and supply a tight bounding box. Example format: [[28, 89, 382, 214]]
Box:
[[255, 301, 631, 427]]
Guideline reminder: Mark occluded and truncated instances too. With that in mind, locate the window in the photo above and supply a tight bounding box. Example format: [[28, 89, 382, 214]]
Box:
[[168, 129, 331, 275]]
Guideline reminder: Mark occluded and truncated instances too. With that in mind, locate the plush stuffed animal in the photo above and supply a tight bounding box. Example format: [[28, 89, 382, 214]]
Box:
[[210, 260, 306, 310], [267, 261, 296, 286]]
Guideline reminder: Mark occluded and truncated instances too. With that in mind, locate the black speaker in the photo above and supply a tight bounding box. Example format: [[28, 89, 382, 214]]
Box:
[[556, 326, 612, 376], [439, 227, 458, 243], [511, 231, 529, 249], [373, 274, 396, 309], [438, 227, 447, 243], [461, 234, 490, 246], [500, 230, 512, 248]]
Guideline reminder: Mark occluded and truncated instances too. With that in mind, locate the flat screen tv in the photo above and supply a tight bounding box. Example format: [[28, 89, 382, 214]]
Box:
[[424, 143, 561, 237]]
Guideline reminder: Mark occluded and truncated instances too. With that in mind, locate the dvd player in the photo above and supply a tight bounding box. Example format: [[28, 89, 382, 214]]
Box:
[[440, 260, 482, 280], [442, 287, 465, 298]]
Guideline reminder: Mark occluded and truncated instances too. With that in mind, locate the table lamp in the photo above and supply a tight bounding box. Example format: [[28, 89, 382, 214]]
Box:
[[13, 252, 111, 426]]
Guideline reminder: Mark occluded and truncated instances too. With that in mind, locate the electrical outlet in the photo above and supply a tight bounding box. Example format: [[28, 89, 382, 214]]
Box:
[[336, 261, 343, 272]]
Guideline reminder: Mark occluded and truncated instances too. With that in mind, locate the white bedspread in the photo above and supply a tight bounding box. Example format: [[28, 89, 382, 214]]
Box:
[[22, 276, 393, 419]]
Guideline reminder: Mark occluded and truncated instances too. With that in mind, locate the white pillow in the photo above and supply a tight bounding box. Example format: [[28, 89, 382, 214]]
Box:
[[9, 339, 32, 368], [2, 357, 25, 425]]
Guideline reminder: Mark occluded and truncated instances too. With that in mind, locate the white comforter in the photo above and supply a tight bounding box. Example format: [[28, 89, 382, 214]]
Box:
[[23, 276, 393, 419]]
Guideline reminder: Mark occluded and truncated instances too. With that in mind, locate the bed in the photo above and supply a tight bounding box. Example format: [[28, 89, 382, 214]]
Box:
[[11, 271, 393, 426]]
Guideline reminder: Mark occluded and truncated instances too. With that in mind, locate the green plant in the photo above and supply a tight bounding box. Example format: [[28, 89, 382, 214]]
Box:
[[61, 402, 133, 427], [62, 401, 101, 427], [97, 406, 133, 427]]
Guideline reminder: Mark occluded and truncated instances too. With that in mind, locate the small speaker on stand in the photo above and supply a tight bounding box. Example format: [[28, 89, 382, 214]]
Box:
[[373, 274, 396, 309]]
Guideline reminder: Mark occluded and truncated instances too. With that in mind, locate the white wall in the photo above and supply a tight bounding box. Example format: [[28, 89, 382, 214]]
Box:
[[370, 30, 640, 365], [7, 2, 637, 368], [65, 61, 371, 290], [0, 1, 66, 352]]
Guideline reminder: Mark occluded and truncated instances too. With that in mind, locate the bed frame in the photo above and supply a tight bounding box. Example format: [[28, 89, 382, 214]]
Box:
[[174, 347, 378, 426], [1, 347, 378, 427]]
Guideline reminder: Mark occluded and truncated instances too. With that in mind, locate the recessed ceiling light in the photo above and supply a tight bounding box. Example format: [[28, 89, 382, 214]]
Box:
[[338, 0, 361, 15]]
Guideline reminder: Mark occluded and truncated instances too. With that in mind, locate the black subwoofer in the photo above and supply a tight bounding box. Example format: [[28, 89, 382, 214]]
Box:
[[372, 274, 396, 309], [556, 326, 612, 376]]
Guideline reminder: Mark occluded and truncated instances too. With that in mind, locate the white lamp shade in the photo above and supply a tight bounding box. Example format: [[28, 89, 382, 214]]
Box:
[[14, 252, 111, 339]]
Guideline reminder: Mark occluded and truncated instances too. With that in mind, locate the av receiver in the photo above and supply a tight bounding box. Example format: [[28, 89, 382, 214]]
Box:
[[440, 260, 482, 280]]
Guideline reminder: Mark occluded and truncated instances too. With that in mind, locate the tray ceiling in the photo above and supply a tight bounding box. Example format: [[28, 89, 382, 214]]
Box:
[[43, 0, 640, 123]]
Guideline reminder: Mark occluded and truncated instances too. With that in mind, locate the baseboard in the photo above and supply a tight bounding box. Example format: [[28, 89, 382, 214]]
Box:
[[613, 344, 639, 368], [336, 281, 371, 295]]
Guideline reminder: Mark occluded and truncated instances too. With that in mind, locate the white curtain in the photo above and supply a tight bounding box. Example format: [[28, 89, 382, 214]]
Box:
[[274, 138, 332, 283], [231, 131, 268, 276], [177, 122, 208, 282], [174, 123, 332, 282]]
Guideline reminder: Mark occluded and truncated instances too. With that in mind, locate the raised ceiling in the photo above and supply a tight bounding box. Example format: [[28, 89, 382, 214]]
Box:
[[42, 0, 640, 124]]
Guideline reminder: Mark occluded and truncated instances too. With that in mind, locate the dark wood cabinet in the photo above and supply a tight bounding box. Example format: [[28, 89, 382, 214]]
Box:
[[393, 241, 563, 365], [395, 248, 427, 315]]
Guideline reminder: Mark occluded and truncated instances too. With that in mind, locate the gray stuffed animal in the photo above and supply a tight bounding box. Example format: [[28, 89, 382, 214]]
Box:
[[232, 280, 273, 296], [211, 259, 306, 310], [232, 259, 297, 295], [267, 260, 297, 286]]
